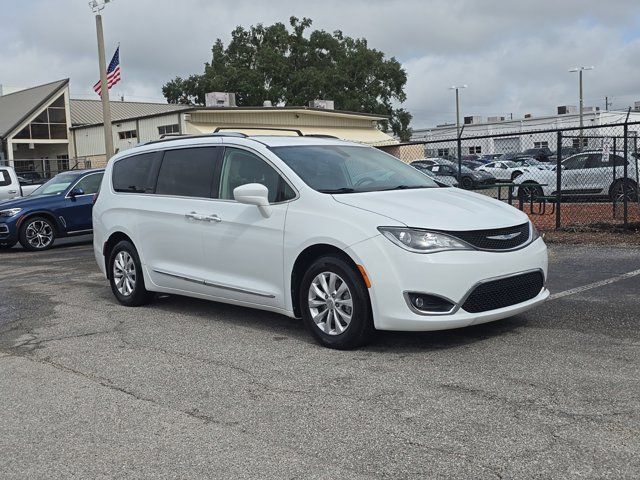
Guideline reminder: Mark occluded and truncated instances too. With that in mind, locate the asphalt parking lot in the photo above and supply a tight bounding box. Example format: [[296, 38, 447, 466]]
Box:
[[1, 239, 639, 479]]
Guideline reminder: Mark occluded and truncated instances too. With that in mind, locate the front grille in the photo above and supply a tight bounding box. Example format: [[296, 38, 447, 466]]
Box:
[[443, 222, 530, 250], [461, 271, 544, 313]]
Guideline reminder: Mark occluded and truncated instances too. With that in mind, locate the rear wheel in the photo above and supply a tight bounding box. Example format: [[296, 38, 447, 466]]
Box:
[[518, 183, 543, 202], [19, 216, 56, 251], [610, 180, 638, 202], [108, 240, 153, 307], [299, 255, 374, 350]]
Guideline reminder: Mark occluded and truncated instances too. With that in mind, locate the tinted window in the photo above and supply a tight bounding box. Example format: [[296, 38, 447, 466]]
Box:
[[73, 173, 104, 195], [156, 147, 218, 198], [563, 155, 588, 170], [0, 169, 10, 187], [219, 148, 291, 203], [113, 152, 160, 193]]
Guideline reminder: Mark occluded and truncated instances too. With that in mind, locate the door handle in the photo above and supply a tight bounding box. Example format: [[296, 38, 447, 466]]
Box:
[[8, 190, 17, 194], [185, 212, 207, 221], [204, 214, 222, 223]]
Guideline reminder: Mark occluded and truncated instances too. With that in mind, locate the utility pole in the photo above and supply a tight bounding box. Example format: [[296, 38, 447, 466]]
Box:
[[90, 0, 114, 160], [569, 66, 594, 142], [449, 85, 467, 138], [605, 96, 611, 111]]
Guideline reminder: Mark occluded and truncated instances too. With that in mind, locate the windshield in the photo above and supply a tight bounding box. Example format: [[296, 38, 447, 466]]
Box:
[[271, 145, 438, 193], [503, 161, 518, 168], [31, 172, 78, 196]]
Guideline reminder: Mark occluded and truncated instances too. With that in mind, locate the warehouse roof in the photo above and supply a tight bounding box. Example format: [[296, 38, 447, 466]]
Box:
[[70, 99, 190, 126], [0, 78, 68, 138]]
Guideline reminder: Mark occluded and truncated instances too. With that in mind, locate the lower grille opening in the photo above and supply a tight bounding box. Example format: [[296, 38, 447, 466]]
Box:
[[462, 271, 544, 313]]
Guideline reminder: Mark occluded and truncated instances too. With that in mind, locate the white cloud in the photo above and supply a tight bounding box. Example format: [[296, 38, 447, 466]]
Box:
[[1, 0, 639, 127]]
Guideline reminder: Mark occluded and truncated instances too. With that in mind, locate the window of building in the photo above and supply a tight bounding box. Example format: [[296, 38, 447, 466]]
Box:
[[113, 152, 162, 193], [572, 137, 589, 149], [118, 130, 138, 140], [13, 94, 67, 141], [57, 156, 69, 172], [468, 146, 482, 154], [156, 148, 218, 198], [158, 124, 180, 136], [533, 141, 549, 149], [437, 148, 450, 157]]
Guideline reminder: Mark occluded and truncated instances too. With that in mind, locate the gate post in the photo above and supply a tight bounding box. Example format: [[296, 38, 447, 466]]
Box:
[[556, 130, 562, 230], [623, 123, 629, 229]]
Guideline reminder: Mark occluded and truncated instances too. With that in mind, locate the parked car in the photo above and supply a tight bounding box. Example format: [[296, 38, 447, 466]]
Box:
[[0, 169, 104, 250], [510, 158, 554, 171], [413, 159, 496, 189], [478, 154, 502, 163], [93, 135, 548, 349], [17, 170, 43, 183], [514, 151, 639, 201], [0, 166, 41, 201], [548, 146, 582, 163], [522, 147, 553, 162], [496, 152, 533, 163], [411, 163, 459, 187], [461, 159, 484, 170], [476, 160, 537, 181]]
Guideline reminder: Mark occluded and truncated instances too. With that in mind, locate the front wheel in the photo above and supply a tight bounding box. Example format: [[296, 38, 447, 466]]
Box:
[[461, 176, 474, 189], [518, 183, 543, 201], [19, 216, 56, 251], [610, 180, 638, 202], [299, 255, 374, 350], [108, 240, 153, 307]]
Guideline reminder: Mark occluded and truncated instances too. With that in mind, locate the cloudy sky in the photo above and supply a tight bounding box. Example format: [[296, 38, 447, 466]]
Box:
[[2, 0, 639, 128]]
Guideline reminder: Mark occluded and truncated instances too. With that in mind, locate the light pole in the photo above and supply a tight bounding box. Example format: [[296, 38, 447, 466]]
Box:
[[89, 0, 114, 160], [449, 85, 467, 139], [569, 66, 594, 133]]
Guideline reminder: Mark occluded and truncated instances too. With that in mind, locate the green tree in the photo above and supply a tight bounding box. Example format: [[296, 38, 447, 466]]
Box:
[[162, 17, 411, 138]]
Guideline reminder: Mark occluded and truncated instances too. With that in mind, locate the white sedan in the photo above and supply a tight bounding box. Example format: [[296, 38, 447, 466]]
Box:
[[476, 160, 535, 181]]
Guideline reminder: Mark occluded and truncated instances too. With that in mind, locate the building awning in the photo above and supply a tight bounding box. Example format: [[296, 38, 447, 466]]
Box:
[[187, 123, 398, 146]]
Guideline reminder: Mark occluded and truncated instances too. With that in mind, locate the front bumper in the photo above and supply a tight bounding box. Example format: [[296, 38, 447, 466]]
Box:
[[346, 235, 549, 331], [0, 222, 19, 244]]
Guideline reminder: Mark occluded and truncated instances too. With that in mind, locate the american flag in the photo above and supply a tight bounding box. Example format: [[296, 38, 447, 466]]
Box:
[[93, 46, 121, 96]]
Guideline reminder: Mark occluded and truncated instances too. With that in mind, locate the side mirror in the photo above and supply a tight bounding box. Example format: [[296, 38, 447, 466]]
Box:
[[233, 183, 272, 218], [69, 187, 85, 197]]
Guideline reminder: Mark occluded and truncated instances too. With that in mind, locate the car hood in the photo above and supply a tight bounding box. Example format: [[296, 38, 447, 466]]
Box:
[[0, 193, 60, 209], [333, 187, 528, 231]]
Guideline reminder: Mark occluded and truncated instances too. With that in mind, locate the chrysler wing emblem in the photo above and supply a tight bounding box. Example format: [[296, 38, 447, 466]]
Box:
[[487, 232, 521, 241]]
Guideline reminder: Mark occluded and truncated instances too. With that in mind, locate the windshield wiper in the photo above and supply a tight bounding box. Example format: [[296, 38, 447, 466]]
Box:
[[381, 185, 426, 191], [318, 187, 356, 194]]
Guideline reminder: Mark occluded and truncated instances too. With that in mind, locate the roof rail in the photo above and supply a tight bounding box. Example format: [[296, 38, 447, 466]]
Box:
[[213, 127, 304, 136], [143, 132, 248, 146], [304, 134, 339, 139]]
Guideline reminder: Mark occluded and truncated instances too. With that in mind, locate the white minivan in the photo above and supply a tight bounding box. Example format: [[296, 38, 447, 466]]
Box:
[[93, 133, 549, 349]]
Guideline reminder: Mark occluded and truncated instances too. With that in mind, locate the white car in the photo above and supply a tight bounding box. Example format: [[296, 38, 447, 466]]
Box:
[[476, 160, 535, 181], [93, 134, 549, 349], [515, 151, 639, 201]]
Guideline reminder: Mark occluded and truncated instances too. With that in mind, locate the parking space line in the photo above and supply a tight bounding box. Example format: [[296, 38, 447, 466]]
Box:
[[549, 269, 640, 300]]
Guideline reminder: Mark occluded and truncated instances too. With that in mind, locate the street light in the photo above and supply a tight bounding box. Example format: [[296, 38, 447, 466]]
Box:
[[569, 66, 594, 133], [449, 85, 467, 139], [89, 0, 115, 159]]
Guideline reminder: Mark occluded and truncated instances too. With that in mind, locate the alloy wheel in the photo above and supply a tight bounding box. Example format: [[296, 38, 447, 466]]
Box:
[[113, 251, 137, 297], [308, 272, 353, 336], [25, 220, 54, 249]]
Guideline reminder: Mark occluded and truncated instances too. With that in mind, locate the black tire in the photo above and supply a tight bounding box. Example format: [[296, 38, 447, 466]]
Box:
[[108, 240, 153, 307], [0, 241, 17, 249], [518, 183, 543, 201], [299, 255, 374, 350], [610, 180, 638, 202], [19, 216, 56, 251], [461, 176, 474, 190]]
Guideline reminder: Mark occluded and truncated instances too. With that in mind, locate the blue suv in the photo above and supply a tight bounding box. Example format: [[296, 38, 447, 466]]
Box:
[[0, 169, 104, 251]]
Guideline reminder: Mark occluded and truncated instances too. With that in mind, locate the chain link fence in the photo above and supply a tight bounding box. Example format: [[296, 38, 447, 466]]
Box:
[[0, 158, 93, 185], [379, 121, 640, 232]]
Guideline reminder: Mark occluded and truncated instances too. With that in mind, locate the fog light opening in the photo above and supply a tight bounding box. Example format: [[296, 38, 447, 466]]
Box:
[[406, 293, 455, 313]]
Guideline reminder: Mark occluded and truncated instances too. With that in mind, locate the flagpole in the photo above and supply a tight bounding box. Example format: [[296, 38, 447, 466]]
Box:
[[94, 9, 114, 160]]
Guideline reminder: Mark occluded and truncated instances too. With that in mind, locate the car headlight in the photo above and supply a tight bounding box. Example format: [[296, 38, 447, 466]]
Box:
[[0, 208, 22, 218], [378, 227, 472, 254], [530, 221, 540, 241]]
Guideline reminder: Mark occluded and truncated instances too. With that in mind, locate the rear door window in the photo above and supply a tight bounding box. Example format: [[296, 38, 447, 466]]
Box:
[[156, 147, 220, 198], [113, 152, 162, 193]]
